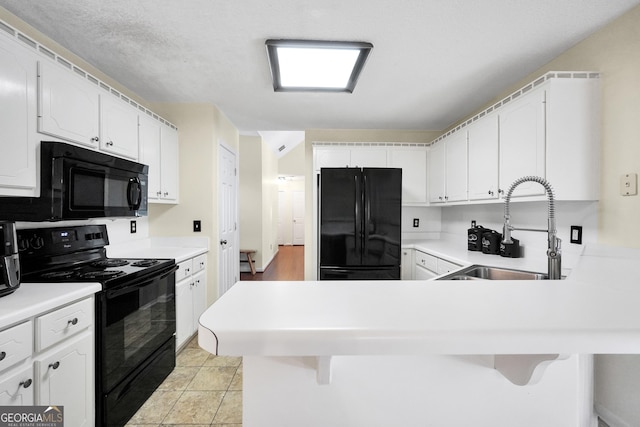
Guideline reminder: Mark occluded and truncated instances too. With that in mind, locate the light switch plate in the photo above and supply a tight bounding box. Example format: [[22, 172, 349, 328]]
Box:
[[620, 173, 638, 196]]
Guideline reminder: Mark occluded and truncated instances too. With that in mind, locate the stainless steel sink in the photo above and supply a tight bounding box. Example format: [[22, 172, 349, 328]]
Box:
[[435, 264, 555, 281]]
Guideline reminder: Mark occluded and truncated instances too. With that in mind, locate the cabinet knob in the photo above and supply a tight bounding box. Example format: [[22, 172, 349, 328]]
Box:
[[444, 196, 449, 201], [20, 379, 32, 389], [49, 361, 60, 370], [488, 190, 494, 196], [498, 189, 504, 194], [91, 136, 99, 143], [438, 196, 443, 201], [106, 140, 114, 146], [156, 191, 162, 196], [68, 318, 79, 326], [0, 351, 5, 361], [163, 192, 169, 196]]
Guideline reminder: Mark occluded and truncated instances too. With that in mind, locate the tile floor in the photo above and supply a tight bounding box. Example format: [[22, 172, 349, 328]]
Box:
[[126, 336, 242, 426]]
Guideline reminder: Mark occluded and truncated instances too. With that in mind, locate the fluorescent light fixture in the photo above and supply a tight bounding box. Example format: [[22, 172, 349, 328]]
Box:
[[265, 39, 373, 93]]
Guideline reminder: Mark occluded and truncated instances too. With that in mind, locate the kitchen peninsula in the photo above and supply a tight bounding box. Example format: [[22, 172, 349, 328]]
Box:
[[199, 243, 640, 427]]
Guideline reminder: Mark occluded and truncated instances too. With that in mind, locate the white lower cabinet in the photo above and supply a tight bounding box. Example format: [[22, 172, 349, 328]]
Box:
[[412, 249, 461, 280], [0, 296, 94, 426], [35, 332, 93, 426], [176, 253, 208, 349]]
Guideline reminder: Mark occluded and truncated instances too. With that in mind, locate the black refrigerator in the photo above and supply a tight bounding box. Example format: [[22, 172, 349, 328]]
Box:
[[319, 167, 402, 280]]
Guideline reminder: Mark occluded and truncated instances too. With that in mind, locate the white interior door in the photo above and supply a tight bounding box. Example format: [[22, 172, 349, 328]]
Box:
[[292, 190, 305, 245], [218, 143, 238, 297]]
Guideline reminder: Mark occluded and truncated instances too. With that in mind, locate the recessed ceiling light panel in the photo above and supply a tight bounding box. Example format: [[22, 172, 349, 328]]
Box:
[[265, 39, 373, 93]]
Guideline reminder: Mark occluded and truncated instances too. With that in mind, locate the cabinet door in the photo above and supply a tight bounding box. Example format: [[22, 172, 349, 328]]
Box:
[[38, 61, 100, 148], [314, 148, 350, 170], [499, 89, 546, 197], [99, 93, 139, 160], [388, 148, 427, 204], [350, 148, 387, 168], [0, 365, 34, 406], [445, 131, 468, 202], [36, 332, 93, 427], [175, 278, 193, 349], [468, 115, 499, 200], [160, 125, 179, 201], [192, 270, 207, 328], [427, 142, 445, 203], [0, 34, 38, 196], [139, 114, 162, 200], [400, 249, 414, 280]]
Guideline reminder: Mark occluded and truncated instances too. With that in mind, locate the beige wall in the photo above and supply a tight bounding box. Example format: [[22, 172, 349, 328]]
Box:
[[149, 103, 239, 304], [279, 143, 306, 177], [238, 135, 279, 271]]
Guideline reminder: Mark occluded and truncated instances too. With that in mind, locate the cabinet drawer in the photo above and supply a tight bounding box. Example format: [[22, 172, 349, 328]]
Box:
[[0, 321, 32, 373], [176, 259, 193, 281], [415, 251, 437, 273], [36, 298, 93, 352], [192, 254, 207, 274], [437, 259, 461, 275]]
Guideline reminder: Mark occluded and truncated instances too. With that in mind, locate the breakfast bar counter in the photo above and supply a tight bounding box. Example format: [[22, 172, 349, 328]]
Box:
[[198, 244, 640, 427]]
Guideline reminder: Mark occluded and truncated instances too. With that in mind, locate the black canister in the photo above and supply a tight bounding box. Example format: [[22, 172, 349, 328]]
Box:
[[467, 221, 485, 251], [500, 237, 520, 258], [481, 230, 502, 255]]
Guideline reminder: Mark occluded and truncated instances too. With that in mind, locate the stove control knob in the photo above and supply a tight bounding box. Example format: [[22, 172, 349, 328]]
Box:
[[30, 236, 45, 250], [18, 237, 30, 252]]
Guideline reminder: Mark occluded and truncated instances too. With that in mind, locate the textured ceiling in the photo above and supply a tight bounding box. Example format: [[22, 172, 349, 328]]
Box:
[[1, 0, 638, 134]]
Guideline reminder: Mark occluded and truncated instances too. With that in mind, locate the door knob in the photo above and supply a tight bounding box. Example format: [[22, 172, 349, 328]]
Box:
[[220, 240, 227, 245]]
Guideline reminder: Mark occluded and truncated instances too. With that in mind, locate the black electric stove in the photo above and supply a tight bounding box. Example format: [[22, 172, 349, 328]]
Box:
[[18, 224, 175, 289], [18, 224, 178, 427]]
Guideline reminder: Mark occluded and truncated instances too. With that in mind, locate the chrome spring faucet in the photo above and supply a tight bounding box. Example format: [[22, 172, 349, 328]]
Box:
[[502, 176, 562, 280]]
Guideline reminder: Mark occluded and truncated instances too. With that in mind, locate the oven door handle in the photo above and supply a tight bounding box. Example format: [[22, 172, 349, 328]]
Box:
[[106, 265, 178, 298]]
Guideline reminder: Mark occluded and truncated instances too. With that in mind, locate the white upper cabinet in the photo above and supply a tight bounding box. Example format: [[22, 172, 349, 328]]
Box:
[[138, 113, 162, 199], [428, 72, 600, 205], [139, 114, 179, 203], [428, 130, 468, 203], [159, 125, 179, 202], [350, 149, 387, 168], [99, 92, 139, 160], [467, 115, 499, 201], [427, 142, 446, 203], [0, 32, 37, 196], [314, 147, 387, 170], [388, 148, 427, 204], [498, 87, 546, 198], [444, 130, 467, 202], [38, 60, 100, 149]]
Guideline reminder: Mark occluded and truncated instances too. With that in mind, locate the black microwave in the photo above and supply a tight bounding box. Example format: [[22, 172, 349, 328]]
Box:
[[0, 142, 148, 221]]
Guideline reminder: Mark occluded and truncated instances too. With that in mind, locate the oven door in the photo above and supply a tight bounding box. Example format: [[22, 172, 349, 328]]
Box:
[[97, 264, 177, 393]]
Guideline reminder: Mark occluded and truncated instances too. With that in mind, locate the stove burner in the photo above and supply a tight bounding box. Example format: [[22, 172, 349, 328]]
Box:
[[131, 259, 159, 267], [79, 270, 125, 280], [41, 271, 76, 280], [92, 259, 129, 268]]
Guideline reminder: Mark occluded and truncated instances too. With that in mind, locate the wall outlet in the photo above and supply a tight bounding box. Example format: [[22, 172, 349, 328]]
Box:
[[620, 173, 638, 196], [570, 225, 582, 244], [193, 220, 201, 232], [130, 220, 137, 234], [413, 218, 419, 228]]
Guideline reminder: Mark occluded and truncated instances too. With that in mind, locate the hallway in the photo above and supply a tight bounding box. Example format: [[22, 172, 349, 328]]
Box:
[[240, 245, 304, 281]]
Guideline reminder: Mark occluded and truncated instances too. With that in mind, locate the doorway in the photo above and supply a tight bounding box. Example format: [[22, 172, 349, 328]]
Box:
[[276, 176, 305, 246]]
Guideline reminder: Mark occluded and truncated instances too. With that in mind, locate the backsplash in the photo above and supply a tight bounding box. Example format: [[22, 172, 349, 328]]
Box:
[[439, 201, 598, 263]]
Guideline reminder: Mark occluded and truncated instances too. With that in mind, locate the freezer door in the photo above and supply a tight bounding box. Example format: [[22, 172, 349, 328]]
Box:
[[362, 168, 402, 267], [319, 168, 362, 267]]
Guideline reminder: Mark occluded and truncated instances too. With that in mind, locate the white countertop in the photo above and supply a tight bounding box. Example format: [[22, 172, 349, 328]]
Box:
[[107, 237, 209, 263], [198, 242, 640, 357], [0, 282, 102, 329]]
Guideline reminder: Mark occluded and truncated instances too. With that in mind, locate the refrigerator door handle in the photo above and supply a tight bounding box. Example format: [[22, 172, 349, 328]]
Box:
[[363, 173, 370, 258], [354, 174, 361, 255]]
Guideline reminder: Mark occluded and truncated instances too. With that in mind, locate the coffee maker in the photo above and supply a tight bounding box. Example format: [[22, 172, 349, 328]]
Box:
[[0, 221, 20, 297]]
